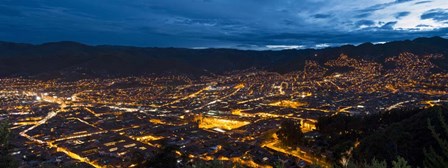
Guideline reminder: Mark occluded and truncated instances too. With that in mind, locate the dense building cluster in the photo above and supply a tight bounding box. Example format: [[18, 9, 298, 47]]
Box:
[[1, 52, 447, 167]]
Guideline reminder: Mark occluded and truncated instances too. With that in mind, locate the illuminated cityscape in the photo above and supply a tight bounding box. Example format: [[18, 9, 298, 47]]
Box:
[[1, 0, 448, 167], [1, 50, 447, 167]]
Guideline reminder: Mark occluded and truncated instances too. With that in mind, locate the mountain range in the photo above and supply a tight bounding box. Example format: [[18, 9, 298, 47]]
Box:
[[0, 36, 447, 78]]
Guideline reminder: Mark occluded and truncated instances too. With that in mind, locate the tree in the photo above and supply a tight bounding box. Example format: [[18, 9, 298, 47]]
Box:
[[337, 157, 408, 168], [277, 120, 303, 147], [424, 109, 448, 168], [129, 150, 148, 167], [353, 105, 447, 166], [0, 119, 17, 168], [392, 156, 411, 168], [364, 158, 387, 168], [274, 161, 285, 168], [0, 120, 10, 149], [146, 142, 180, 168]]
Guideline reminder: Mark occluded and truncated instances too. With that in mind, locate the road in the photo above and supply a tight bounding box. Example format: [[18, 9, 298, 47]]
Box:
[[262, 141, 331, 168]]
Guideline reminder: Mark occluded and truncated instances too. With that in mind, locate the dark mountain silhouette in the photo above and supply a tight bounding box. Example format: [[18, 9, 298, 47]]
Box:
[[0, 36, 447, 78]]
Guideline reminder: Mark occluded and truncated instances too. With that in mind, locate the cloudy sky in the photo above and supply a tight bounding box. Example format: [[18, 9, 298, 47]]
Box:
[[1, 0, 448, 49]]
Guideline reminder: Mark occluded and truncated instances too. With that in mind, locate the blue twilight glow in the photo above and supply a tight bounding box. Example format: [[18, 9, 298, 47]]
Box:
[[1, 0, 448, 49]]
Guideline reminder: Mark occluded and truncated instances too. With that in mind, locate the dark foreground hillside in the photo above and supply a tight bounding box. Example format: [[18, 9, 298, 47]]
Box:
[[353, 105, 448, 167], [314, 104, 448, 167]]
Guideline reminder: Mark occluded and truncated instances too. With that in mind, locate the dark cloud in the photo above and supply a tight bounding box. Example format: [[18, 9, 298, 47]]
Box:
[[421, 9, 448, 21], [282, 19, 295, 26], [415, 1, 432, 5], [313, 14, 331, 19], [0, 0, 446, 49], [355, 20, 376, 28], [395, 11, 411, 19], [354, 13, 371, 18], [381, 21, 398, 30], [416, 24, 432, 27], [359, 0, 414, 13]]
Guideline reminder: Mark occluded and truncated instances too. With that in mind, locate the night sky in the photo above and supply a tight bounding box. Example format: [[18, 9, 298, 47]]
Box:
[[1, 0, 448, 49]]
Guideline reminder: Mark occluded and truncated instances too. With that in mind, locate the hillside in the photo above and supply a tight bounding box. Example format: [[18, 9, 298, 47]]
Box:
[[0, 36, 447, 78]]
